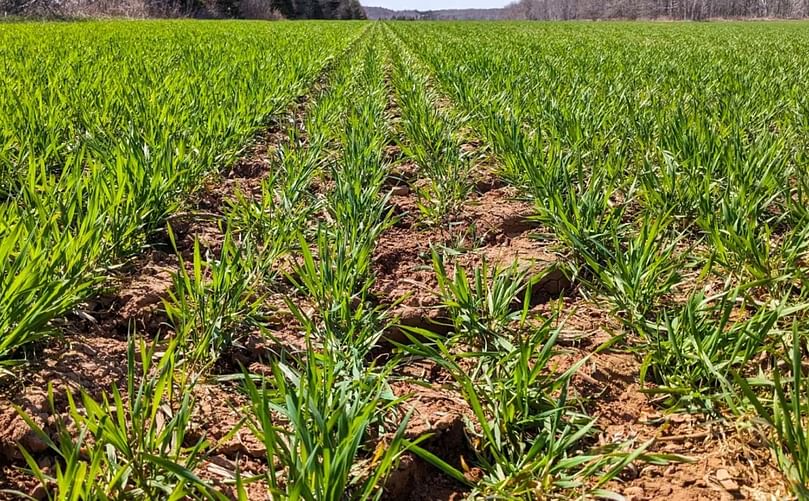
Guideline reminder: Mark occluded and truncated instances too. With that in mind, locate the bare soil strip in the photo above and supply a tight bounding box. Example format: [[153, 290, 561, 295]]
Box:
[[378, 28, 791, 501], [371, 50, 573, 499]]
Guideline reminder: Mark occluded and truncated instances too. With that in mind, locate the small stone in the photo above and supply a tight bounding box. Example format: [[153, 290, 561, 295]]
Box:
[[716, 469, 731, 481], [716, 468, 739, 491]]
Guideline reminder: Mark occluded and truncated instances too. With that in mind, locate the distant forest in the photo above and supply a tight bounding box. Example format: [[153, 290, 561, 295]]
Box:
[[3, 0, 807, 23], [366, 0, 809, 20], [507, 0, 809, 19], [0, 0, 365, 19]]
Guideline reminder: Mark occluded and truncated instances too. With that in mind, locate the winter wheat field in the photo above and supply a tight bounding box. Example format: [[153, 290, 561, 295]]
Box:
[[1, 19, 809, 500]]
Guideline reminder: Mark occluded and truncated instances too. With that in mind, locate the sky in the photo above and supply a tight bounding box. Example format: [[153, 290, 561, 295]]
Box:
[[363, 0, 510, 11]]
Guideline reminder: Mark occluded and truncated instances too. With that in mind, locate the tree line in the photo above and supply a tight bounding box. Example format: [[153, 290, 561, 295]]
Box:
[[1, 0, 365, 19], [504, 0, 809, 19]]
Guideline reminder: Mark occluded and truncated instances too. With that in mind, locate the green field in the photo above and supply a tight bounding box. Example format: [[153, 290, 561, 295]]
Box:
[[1, 20, 808, 500]]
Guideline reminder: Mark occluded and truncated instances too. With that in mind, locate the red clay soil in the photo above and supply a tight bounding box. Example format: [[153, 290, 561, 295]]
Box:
[[539, 307, 790, 500], [593, 349, 789, 500]]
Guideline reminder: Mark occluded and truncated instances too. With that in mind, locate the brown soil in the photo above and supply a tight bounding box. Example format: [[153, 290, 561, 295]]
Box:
[[587, 347, 789, 500], [0, 55, 793, 501], [367, 67, 791, 500], [0, 187, 791, 500]]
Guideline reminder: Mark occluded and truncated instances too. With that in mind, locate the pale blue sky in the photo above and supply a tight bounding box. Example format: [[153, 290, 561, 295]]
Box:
[[363, 0, 510, 11]]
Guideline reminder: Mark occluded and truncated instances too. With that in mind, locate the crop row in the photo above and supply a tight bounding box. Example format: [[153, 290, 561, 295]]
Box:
[[3, 19, 809, 500], [392, 21, 809, 497], [7, 24, 427, 499], [0, 21, 365, 364]]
